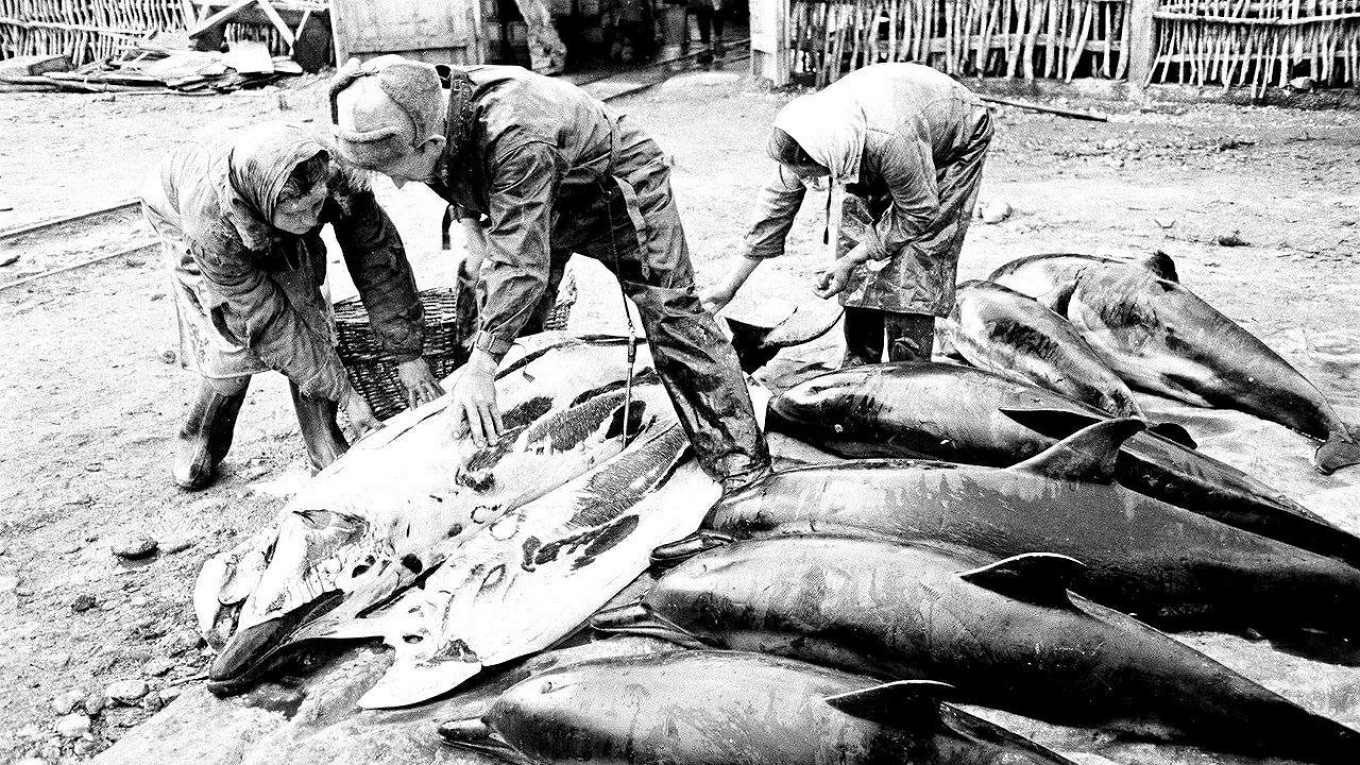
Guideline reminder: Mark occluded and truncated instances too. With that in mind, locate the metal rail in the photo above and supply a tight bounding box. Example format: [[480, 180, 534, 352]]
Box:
[[0, 199, 140, 243]]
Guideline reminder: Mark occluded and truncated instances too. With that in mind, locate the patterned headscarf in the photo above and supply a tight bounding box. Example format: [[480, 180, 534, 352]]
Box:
[[220, 122, 328, 251]]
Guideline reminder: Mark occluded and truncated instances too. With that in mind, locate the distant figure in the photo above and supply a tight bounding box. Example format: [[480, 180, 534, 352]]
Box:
[[665, 0, 727, 63], [704, 63, 994, 366], [141, 123, 442, 490]]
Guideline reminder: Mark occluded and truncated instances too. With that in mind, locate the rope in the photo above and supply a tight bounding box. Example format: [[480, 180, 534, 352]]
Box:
[[601, 177, 638, 446]]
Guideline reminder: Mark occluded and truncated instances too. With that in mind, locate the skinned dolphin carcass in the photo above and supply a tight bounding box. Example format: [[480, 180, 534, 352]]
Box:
[[694, 419, 1360, 646], [767, 361, 1360, 569], [319, 386, 723, 709], [202, 333, 664, 692], [439, 649, 1081, 765], [942, 279, 1145, 418], [990, 251, 1360, 474], [596, 537, 1360, 764]]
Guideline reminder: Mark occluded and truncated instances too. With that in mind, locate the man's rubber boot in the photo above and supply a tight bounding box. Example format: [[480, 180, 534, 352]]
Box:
[[172, 379, 249, 491], [841, 307, 885, 368], [290, 383, 350, 474], [885, 313, 936, 362]]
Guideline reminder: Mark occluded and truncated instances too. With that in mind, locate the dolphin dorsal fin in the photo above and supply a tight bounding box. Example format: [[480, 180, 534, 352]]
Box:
[[1142, 250, 1179, 282], [823, 680, 956, 725], [959, 553, 1085, 611], [1010, 418, 1147, 483]]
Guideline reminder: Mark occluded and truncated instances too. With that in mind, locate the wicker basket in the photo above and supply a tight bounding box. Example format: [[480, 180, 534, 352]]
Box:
[[335, 272, 576, 421]]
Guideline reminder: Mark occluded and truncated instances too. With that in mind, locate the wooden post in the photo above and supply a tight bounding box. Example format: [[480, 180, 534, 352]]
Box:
[[1127, 0, 1157, 94], [751, 0, 791, 86]]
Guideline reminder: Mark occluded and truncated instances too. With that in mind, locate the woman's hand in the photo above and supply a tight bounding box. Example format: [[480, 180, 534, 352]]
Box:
[[340, 383, 383, 439], [449, 350, 502, 447], [396, 357, 445, 409]]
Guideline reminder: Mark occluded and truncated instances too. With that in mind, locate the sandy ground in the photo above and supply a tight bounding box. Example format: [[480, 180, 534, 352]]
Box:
[[1, 68, 1359, 765]]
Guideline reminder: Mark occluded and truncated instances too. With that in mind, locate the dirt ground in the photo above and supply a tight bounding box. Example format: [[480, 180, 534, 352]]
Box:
[[1, 67, 1359, 765]]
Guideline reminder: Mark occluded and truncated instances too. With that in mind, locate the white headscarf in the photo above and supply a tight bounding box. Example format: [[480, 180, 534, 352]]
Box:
[[772, 90, 868, 184]]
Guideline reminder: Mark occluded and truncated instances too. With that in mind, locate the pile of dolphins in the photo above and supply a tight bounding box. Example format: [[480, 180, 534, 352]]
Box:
[[192, 252, 1360, 765]]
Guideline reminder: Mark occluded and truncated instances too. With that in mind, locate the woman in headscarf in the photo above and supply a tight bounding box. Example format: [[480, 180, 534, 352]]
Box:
[[703, 63, 994, 366], [141, 122, 443, 490]]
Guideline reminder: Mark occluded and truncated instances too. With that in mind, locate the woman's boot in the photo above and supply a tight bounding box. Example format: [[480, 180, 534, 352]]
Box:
[[290, 383, 350, 474], [173, 377, 249, 490]]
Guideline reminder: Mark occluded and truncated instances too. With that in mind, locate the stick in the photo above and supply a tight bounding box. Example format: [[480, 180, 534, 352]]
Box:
[[980, 93, 1109, 119]]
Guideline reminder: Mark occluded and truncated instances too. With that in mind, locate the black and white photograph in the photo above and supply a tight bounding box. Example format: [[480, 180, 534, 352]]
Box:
[[1, 0, 1359, 763]]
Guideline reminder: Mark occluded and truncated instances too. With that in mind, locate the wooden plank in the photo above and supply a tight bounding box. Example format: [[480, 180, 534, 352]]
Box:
[[1128, 0, 1157, 87], [0, 54, 71, 76], [255, 0, 296, 47], [188, 0, 257, 39]]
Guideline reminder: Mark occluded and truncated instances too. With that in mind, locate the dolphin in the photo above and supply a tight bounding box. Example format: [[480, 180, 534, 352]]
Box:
[[203, 333, 660, 693], [438, 649, 1081, 765], [595, 538, 1360, 763], [991, 251, 1360, 474], [942, 279, 1144, 418], [766, 361, 1360, 569], [692, 419, 1360, 646], [336, 395, 721, 709]]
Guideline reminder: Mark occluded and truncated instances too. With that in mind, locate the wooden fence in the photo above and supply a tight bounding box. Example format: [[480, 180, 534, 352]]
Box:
[[0, 0, 297, 66], [0, 0, 188, 63], [1151, 0, 1360, 93], [774, 0, 1359, 90], [789, 0, 1131, 86]]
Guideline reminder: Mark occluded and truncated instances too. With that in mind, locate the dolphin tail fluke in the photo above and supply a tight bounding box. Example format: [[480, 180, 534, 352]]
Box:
[[1314, 432, 1360, 475]]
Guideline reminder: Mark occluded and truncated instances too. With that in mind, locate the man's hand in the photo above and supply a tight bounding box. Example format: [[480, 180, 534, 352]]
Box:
[[813, 258, 856, 299], [396, 357, 445, 409], [449, 350, 502, 447], [340, 383, 383, 439]]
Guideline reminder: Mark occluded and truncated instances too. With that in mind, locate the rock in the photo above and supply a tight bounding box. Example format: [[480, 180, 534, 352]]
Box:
[[51, 690, 84, 716], [1217, 232, 1250, 247], [1101, 138, 1122, 151], [158, 348, 177, 364], [163, 629, 204, 657], [107, 679, 150, 704], [143, 657, 176, 677], [980, 200, 1012, 225], [159, 686, 183, 705], [55, 712, 90, 739], [1289, 75, 1314, 91], [112, 536, 158, 560], [160, 536, 195, 555], [85, 691, 108, 716], [0, 575, 17, 592], [70, 594, 97, 613], [143, 692, 165, 712]]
